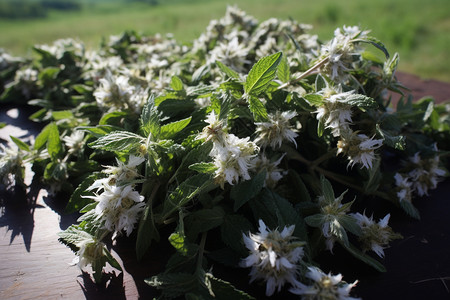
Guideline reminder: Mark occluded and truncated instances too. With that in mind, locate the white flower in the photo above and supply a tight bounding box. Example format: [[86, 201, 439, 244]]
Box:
[[93, 70, 135, 111], [63, 130, 85, 155], [351, 212, 401, 258], [316, 89, 355, 137], [394, 173, 413, 203], [0, 144, 24, 186], [197, 111, 227, 143], [254, 111, 299, 149], [212, 133, 258, 188], [251, 154, 287, 188], [208, 36, 250, 73], [407, 149, 446, 196], [74, 238, 105, 269], [337, 133, 383, 169], [104, 155, 145, 184], [86, 184, 145, 236], [240, 220, 305, 296], [290, 266, 360, 300]]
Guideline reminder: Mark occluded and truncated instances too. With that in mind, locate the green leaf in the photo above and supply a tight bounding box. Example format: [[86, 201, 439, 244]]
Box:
[[339, 215, 362, 237], [376, 125, 405, 150], [162, 174, 214, 220], [187, 206, 225, 234], [52, 110, 74, 121], [230, 171, 267, 212], [304, 214, 324, 228], [303, 94, 324, 106], [344, 94, 378, 109], [0, 122, 5, 129], [250, 190, 308, 241], [277, 55, 290, 83], [221, 214, 253, 255], [140, 95, 161, 137], [340, 241, 387, 272], [160, 116, 192, 139], [47, 123, 63, 159], [136, 204, 160, 260], [77, 125, 122, 138], [10, 136, 30, 152], [248, 95, 268, 122], [168, 232, 189, 256], [315, 74, 328, 91], [88, 131, 145, 152], [244, 52, 282, 96], [34, 123, 52, 150], [399, 200, 420, 220], [64, 173, 101, 214], [103, 248, 123, 272], [99, 111, 129, 126], [171, 75, 184, 91], [208, 274, 255, 300], [354, 36, 390, 59], [320, 175, 335, 204], [216, 61, 240, 80], [188, 162, 217, 174]]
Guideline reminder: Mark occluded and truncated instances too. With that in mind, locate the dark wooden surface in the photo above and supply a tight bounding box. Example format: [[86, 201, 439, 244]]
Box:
[[1, 72, 449, 299]]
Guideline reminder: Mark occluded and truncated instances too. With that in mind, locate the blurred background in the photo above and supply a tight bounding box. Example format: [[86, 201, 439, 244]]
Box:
[[0, 0, 449, 82]]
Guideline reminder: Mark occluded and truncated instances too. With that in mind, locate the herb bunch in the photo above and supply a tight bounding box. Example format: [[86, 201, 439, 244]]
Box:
[[1, 6, 449, 299]]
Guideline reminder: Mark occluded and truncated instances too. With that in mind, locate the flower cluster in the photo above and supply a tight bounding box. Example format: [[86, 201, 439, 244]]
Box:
[[395, 145, 446, 203]]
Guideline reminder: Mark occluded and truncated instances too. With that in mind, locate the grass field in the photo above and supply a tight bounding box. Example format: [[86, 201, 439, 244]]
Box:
[[1, 0, 449, 82]]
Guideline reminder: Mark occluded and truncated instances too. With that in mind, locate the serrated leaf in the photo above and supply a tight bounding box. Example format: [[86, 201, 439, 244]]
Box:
[[136, 204, 160, 260], [277, 55, 290, 83], [304, 214, 324, 228], [399, 200, 420, 220], [250, 190, 308, 241], [216, 61, 240, 80], [303, 94, 324, 106], [160, 116, 192, 139], [320, 175, 335, 204], [244, 52, 282, 96], [140, 95, 161, 137], [376, 125, 405, 150], [354, 36, 389, 59], [344, 94, 378, 109], [52, 110, 73, 121], [188, 162, 217, 174], [248, 95, 268, 122], [65, 173, 101, 214], [169, 232, 189, 256], [188, 206, 225, 233], [99, 111, 128, 126], [47, 123, 62, 159], [88, 131, 145, 152], [339, 215, 362, 236], [34, 123, 52, 150], [340, 241, 387, 272], [315, 74, 328, 91], [208, 274, 256, 300], [10, 136, 30, 152], [230, 171, 267, 212], [220, 214, 253, 255], [171, 75, 184, 91], [77, 125, 122, 138], [162, 174, 214, 220]]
